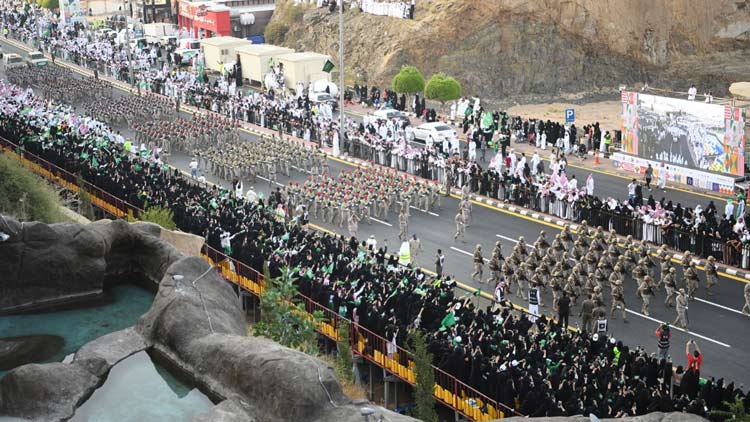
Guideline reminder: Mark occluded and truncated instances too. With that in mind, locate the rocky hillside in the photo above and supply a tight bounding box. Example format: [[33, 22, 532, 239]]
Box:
[[269, 0, 750, 104]]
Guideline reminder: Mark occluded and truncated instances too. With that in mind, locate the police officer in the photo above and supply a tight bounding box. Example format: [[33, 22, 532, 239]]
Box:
[[674, 288, 689, 329], [705, 256, 718, 296], [471, 244, 484, 283]]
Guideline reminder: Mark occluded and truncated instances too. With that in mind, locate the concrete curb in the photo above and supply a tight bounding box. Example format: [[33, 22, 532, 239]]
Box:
[[8, 37, 749, 282]]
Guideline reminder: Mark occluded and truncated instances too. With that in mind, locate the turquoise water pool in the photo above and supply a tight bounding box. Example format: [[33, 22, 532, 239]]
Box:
[[70, 351, 215, 422], [0, 284, 154, 376]]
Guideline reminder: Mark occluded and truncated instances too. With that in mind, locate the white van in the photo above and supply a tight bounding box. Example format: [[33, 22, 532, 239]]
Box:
[[4, 53, 25, 70]]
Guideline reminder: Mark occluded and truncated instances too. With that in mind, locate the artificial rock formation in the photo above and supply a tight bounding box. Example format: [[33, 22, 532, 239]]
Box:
[[0, 216, 415, 422]]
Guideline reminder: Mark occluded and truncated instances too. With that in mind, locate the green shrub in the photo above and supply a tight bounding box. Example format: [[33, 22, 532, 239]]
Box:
[[424, 72, 462, 105], [336, 321, 354, 384], [410, 329, 438, 422], [76, 175, 95, 221], [0, 154, 65, 223], [265, 22, 289, 44], [287, 6, 303, 23], [136, 206, 177, 230], [254, 267, 326, 355]]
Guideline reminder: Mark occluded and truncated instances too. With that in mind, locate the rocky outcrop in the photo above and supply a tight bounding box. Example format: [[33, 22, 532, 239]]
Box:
[[138, 255, 415, 422], [0, 327, 149, 420], [272, 0, 750, 104], [0, 216, 195, 314], [503, 412, 709, 422], [0, 217, 415, 422]]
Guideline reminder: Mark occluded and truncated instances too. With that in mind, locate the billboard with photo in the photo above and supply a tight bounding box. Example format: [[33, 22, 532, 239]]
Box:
[[620, 91, 746, 177]]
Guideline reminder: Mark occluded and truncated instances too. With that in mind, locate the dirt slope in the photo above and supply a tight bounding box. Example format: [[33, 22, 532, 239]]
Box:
[[270, 0, 750, 104]]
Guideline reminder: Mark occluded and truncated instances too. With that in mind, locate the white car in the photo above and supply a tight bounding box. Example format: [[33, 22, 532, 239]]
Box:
[[410, 122, 457, 146], [4, 53, 25, 70], [370, 108, 410, 126], [26, 51, 48, 67]]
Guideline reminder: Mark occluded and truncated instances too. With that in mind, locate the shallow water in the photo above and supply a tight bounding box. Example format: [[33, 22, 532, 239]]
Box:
[[0, 284, 154, 377], [70, 351, 214, 422]]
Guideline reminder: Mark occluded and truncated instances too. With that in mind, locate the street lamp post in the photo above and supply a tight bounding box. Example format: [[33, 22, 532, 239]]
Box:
[[336, 0, 344, 157]]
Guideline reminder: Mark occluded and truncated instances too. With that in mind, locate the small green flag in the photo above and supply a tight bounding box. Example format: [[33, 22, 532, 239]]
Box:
[[322, 59, 334, 73], [473, 288, 482, 297]]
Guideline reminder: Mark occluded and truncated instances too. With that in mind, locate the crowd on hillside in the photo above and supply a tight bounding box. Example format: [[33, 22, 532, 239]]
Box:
[[2, 76, 749, 419]]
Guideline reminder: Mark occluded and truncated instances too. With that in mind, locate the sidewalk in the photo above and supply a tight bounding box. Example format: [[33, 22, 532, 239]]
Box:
[[343, 101, 732, 201], [7, 36, 749, 281]]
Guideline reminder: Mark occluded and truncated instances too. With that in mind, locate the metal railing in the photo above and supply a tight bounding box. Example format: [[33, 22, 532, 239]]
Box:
[[0, 136, 520, 420]]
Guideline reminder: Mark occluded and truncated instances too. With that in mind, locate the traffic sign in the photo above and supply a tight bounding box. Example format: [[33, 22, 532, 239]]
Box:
[[565, 108, 575, 123]]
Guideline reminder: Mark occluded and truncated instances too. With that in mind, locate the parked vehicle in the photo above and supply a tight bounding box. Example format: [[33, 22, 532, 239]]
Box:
[[409, 122, 458, 145], [369, 107, 411, 126]]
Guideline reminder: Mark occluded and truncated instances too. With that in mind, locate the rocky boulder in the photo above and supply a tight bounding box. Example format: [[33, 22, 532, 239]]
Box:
[[0, 216, 194, 313]]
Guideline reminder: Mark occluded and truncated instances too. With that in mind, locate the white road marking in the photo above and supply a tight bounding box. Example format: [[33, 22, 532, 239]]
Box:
[[408, 205, 439, 217], [624, 309, 731, 348], [450, 246, 488, 262], [256, 175, 285, 187], [370, 217, 392, 227], [694, 297, 746, 315]]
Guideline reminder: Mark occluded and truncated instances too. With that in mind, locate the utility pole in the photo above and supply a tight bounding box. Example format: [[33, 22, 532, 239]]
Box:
[[122, 20, 135, 87], [336, 0, 344, 157]]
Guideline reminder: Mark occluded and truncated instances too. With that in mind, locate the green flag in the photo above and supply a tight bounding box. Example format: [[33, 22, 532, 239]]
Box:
[[322, 59, 334, 73], [481, 111, 493, 130], [473, 288, 482, 297]]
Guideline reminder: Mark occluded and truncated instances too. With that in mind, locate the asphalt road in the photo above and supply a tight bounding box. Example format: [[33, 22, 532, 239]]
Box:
[[1, 37, 748, 387]]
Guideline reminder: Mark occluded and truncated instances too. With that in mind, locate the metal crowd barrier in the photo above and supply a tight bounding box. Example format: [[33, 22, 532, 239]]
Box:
[[0, 136, 520, 420]]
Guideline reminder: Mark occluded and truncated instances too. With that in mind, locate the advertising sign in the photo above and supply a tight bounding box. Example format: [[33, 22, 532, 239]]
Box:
[[612, 152, 736, 193], [620, 91, 746, 177]]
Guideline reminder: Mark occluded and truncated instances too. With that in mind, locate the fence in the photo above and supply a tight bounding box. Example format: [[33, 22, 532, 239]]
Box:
[[0, 136, 520, 420]]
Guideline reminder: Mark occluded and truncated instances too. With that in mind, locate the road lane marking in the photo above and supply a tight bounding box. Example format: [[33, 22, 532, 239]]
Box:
[[624, 309, 731, 348], [370, 217, 392, 227], [409, 205, 440, 217], [449, 246, 489, 262]]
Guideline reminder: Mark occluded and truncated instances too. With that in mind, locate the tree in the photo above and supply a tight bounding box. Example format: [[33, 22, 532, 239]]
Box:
[[336, 320, 354, 385], [391, 65, 425, 111], [37, 0, 59, 9], [254, 267, 326, 355], [0, 154, 65, 223], [264, 22, 289, 45], [709, 396, 750, 422], [76, 175, 95, 221], [137, 206, 177, 230], [424, 73, 461, 105], [409, 329, 438, 422]]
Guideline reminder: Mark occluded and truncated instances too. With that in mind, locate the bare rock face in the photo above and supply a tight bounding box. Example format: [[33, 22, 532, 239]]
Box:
[[138, 257, 416, 422], [0, 216, 187, 314], [0, 362, 100, 420], [273, 0, 750, 103]]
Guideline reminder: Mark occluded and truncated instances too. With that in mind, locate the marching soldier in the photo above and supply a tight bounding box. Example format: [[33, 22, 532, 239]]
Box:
[[638, 276, 654, 316], [664, 267, 678, 307], [742, 282, 750, 315], [684, 262, 699, 300], [408, 234, 423, 266], [488, 251, 502, 285], [659, 246, 672, 288], [610, 280, 627, 322]]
